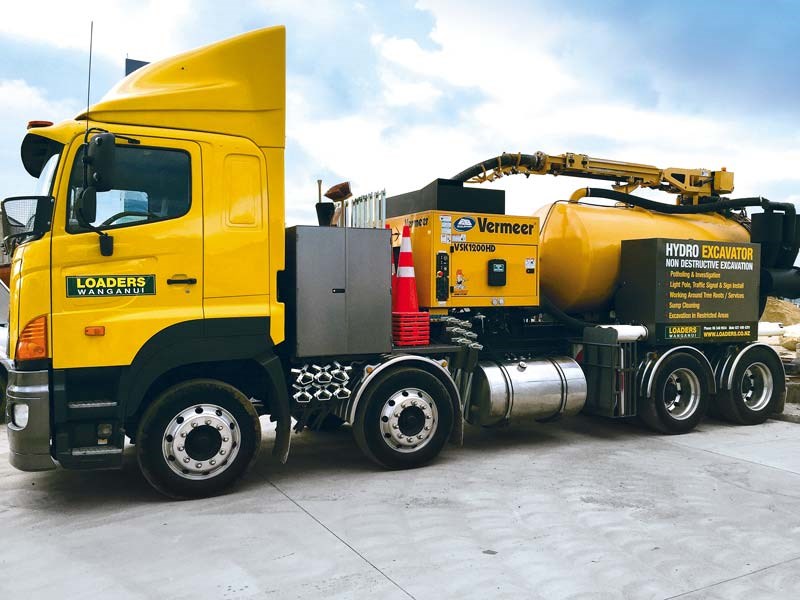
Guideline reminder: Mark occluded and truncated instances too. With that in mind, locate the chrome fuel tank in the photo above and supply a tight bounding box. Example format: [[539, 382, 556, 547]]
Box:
[[466, 357, 587, 427]]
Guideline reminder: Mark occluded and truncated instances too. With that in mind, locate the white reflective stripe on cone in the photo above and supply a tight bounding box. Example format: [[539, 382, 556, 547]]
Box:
[[400, 236, 413, 253], [396, 266, 416, 278]]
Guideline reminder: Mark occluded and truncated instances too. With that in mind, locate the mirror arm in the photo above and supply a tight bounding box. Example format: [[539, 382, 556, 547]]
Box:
[[76, 209, 114, 257], [99, 233, 113, 256]]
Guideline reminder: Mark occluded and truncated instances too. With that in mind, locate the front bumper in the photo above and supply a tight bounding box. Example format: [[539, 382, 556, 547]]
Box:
[[6, 367, 56, 471]]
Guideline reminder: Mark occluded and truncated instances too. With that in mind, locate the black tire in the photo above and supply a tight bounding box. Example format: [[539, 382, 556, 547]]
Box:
[[716, 346, 785, 426], [137, 379, 261, 499], [354, 367, 454, 469], [639, 352, 710, 434]]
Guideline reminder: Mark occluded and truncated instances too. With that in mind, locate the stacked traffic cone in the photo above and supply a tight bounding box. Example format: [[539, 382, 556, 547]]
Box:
[[392, 224, 430, 346]]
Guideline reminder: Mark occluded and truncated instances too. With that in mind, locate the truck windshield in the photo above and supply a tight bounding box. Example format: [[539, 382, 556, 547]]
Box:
[[34, 153, 60, 196]]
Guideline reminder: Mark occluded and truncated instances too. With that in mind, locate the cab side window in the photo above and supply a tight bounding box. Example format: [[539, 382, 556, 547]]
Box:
[[67, 145, 191, 232]]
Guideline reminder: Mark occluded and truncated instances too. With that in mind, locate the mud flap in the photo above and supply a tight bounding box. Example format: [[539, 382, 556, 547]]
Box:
[[258, 352, 292, 463], [448, 346, 479, 447]]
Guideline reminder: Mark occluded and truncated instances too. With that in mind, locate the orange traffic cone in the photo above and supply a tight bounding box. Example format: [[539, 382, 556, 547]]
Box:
[[393, 224, 419, 312], [392, 224, 429, 346]]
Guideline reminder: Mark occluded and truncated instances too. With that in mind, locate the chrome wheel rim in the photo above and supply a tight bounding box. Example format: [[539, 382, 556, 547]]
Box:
[[379, 387, 438, 453], [741, 362, 773, 412], [162, 404, 241, 480], [662, 368, 701, 420]]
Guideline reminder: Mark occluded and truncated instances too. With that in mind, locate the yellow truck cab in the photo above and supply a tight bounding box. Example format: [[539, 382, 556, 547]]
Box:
[[4, 27, 295, 497], [4, 26, 790, 499]]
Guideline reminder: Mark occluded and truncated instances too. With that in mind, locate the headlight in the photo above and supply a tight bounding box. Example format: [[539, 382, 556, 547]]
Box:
[[12, 403, 29, 428]]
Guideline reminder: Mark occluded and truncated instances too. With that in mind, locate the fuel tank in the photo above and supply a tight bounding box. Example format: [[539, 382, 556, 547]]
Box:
[[534, 201, 750, 313], [466, 357, 587, 427]]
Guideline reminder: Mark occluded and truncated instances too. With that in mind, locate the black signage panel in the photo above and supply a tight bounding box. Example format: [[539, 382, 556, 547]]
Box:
[[616, 238, 760, 344]]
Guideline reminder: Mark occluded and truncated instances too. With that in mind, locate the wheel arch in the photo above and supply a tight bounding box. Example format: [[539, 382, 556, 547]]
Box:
[[347, 354, 461, 442], [119, 318, 291, 462], [131, 359, 269, 420], [720, 342, 785, 391], [641, 345, 716, 399]]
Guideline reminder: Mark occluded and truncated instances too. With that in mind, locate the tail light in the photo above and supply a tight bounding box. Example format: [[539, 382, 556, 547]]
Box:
[[16, 315, 48, 361]]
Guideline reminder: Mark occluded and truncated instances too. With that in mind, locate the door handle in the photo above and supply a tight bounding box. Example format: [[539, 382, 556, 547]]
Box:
[[167, 277, 197, 285]]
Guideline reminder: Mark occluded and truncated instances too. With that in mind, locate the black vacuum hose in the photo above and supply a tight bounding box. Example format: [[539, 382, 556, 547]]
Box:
[[540, 294, 593, 332], [579, 188, 791, 216], [579, 188, 796, 257], [451, 153, 544, 183]]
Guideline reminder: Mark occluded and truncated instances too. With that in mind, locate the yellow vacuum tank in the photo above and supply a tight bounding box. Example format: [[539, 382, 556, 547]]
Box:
[[534, 200, 750, 313]]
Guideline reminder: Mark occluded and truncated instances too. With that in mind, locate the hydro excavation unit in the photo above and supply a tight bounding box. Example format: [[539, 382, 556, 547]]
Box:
[[3, 27, 797, 498]]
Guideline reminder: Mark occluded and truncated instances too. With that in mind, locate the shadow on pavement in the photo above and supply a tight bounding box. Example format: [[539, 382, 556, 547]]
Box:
[[5, 413, 664, 509]]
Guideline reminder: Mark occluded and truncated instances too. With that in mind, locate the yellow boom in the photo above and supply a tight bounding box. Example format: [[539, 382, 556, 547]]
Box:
[[456, 151, 735, 205]]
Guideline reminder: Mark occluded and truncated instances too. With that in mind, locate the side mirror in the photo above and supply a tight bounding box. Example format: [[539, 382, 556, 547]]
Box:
[[1, 196, 54, 254], [76, 187, 97, 225], [85, 132, 116, 192]]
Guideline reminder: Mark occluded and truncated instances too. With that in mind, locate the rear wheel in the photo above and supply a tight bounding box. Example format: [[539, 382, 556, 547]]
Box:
[[639, 351, 710, 434], [716, 346, 784, 425], [354, 367, 453, 469], [137, 379, 261, 499]]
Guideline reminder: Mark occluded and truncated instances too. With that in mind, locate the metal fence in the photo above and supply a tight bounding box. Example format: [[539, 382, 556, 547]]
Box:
[[341, 189, 386, 228]]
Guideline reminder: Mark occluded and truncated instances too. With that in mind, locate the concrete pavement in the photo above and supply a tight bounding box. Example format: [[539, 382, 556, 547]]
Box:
[[1, 415, 799, 599]]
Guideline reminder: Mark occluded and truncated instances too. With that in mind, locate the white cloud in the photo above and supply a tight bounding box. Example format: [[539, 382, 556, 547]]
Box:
[[380, 69, 442, 108], [0, 0, 193, 63], [0, 79, 82, 198], [255, 0, 347, 28], [3, 1, 800, 224], [286, 74, 482, 222], [283, 0, 800, 225], [372, 7, 577, 105], [0, 79, 79, 117]]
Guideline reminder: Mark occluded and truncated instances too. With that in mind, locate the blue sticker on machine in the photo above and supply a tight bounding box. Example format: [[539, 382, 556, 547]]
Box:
[[453, 216, 476, 232]]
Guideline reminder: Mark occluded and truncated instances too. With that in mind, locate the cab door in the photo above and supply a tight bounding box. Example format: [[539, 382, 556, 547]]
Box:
[[50, 135, 203, 369]]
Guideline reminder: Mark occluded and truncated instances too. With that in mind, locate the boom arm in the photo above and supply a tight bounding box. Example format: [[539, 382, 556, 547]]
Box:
[[451, 151, 735, 205]]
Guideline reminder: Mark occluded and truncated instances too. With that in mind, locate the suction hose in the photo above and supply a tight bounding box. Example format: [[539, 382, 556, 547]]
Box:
[[540, 294, 593, 332], [575, 188, 800, 308], [579, 188, 798, 269], [577, 188, 793, 219], [451, 153, 545, 183]]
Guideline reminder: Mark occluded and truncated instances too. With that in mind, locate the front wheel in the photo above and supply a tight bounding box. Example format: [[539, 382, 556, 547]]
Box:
[[716, 346, 785, 425], [137, 379, 261, 499], [639, 351, 711, 434], [354, 367, 454, 469]]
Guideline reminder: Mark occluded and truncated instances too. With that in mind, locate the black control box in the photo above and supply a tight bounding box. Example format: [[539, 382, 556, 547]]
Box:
[[436, 251, 450, 301], [488, 259, 506, 286]]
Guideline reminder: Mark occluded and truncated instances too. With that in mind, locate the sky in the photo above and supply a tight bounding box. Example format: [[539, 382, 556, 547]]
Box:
[[1, 0, 800, 224]]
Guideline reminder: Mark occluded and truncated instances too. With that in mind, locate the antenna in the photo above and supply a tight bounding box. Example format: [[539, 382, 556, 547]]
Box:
[[85, 21, 93, 136], [82, 21, 94, 190]]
